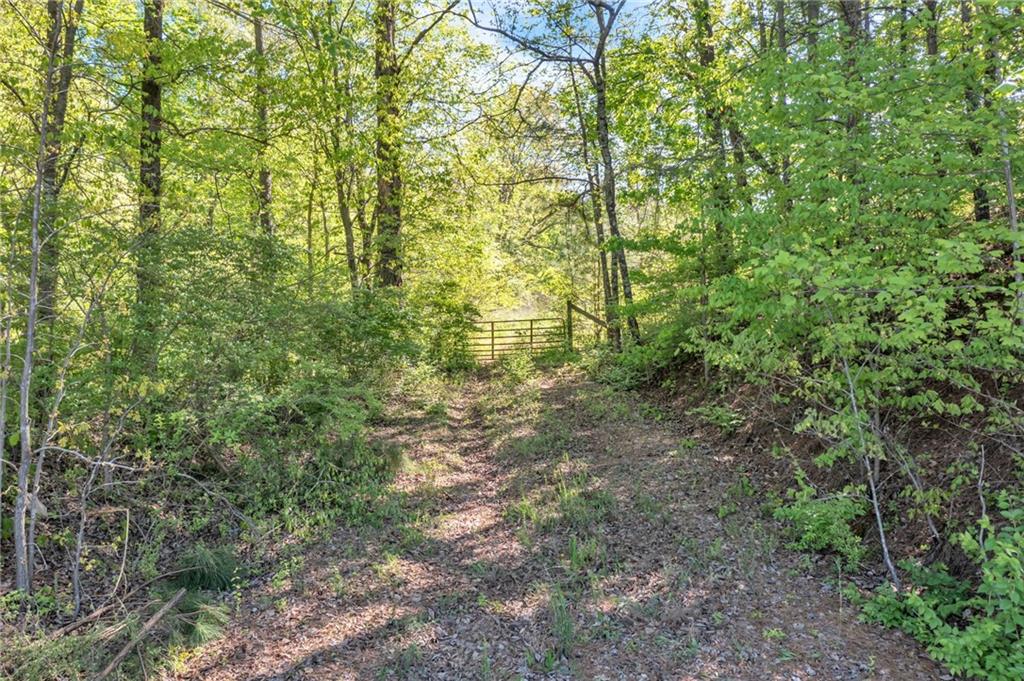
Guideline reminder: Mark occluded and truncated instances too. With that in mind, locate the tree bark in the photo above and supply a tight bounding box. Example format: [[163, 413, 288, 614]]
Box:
[[358, 186, 374, 280], [693, 0, 731, 275], [328, 49, 360, 290], [14, 0, 63, 593], [569, 64, 619, 350], [306, 169, 316, 292], [776, 1, 790, 195], [335, 163, 360, 289], [805, 1, 820, 59], [254, 15, 274, 237], [961, 2, 991, 222], [0, 216, 13, 579], [135, 0, 163, 367], [374, 0, 402, 287], [592, 4, 639, 342], [838, 1, 863, 135], [924, 1, 939, 59], [38, 0, 84, 332]]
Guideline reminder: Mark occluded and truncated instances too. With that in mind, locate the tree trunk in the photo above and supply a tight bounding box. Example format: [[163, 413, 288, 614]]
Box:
[[569, 64, 619, 350], [335, 163, 360, 289], [961, 2, 991, 222], [924, 1, 939, 59], [306, 171, 316, 293], [593, 49, 639, 342], [328, 53, 360, 290], [693, 0, 731, 275], [729, 126, 748, 194], [135, 0, 163, 367], [358, 187, 374, 280], [38, 0, 83, 333], [374, 0, 402, 287], [805, 1, 820, 59], [0, 221, 13, 578], [254, 15, 274, 237], [34, 0, 84, 424], [14, 2, 63, 593], [838, 0, 866, 206], [776, 1, 790, 197], [839, 1, 863, 135]]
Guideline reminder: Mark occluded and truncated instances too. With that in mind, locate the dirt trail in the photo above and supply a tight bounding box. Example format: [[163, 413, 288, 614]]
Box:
[[177, 369, 941, 680]]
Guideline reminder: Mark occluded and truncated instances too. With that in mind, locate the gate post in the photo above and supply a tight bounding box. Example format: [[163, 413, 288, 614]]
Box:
[[566, 300, 574, 352], [490, 320, 495, 361]]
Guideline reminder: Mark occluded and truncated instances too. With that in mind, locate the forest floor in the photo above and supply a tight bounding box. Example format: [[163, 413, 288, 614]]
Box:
[[175, 367, 943, 680]]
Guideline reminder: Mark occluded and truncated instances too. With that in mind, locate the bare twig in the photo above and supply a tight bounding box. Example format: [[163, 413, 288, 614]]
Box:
[[977, 446, 988, 556], [828, 308, 900, 588], [72, 462, 101, 617]]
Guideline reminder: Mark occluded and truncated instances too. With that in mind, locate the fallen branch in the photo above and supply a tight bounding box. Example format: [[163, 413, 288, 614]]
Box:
[[96, 587, 186, 680], [51, 566, 195, 639]]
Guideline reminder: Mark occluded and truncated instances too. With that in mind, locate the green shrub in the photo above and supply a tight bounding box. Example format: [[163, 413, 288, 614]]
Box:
[[861, 499, 1024, 681], [498, 351, 537, 386], [411, 282, 479, 372], [584, 342, 662, 389], [395, 362, 449, 410], [688, 404, 743, 435], [773, 470, 867, 568]]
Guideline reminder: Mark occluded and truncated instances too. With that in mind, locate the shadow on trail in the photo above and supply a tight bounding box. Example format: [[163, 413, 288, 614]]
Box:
[[184, 371, 941, 681]]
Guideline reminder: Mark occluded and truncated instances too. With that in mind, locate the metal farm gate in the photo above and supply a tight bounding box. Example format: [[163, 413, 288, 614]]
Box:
[[468, 317, 565, 361], [468, 302, 607, 362]]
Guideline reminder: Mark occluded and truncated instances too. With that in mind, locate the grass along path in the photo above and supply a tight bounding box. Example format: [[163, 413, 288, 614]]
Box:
[[176, 368, 941, 680]]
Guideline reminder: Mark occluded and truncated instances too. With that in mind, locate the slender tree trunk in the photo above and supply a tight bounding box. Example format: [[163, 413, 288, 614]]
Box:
[[135, 0, 163, 367], [838, 0, 866, 211], [38, 0, 83, 334], [961, 2, 991, 222], [839, 1, 864, 135], [335, 164, 360, 289], [14, 5, 62, 593], [0, 218, 13, 579], [921, 0, 950, 227], [728, 126, 748, 195], [328, 52, 360, 290], [776, 1, 790, 198], [306, 171, 316, 293], [601, 163, 622, 345], [374, 0, 402, 287], [569, 64, 619, 349], [34, 0, 84, 429], [897, 0, 909, 56], [593, 51, 639, 342], [254, 15, 274, 237], [693, 0, 731, 274], [590, 182, 617, 349], [358, 188, 373, 280], [806, 1, 820, 58], [329, 116, 360, 288], [924, 1, 939, 58]]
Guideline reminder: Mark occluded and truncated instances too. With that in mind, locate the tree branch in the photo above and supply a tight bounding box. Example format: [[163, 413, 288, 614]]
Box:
[[400, 1, 459, 69]]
